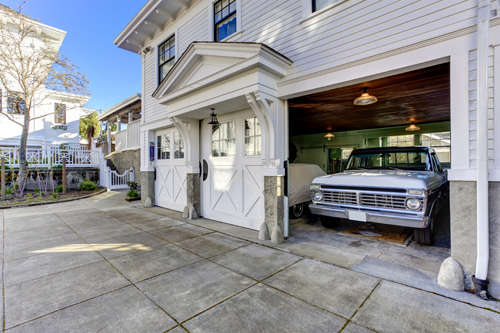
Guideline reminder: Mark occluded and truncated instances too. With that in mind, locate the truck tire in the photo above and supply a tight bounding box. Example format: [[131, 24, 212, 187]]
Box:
[[320, 216, 341, 229], [414, 218, 435, 246], [289, 203, 304, 219]]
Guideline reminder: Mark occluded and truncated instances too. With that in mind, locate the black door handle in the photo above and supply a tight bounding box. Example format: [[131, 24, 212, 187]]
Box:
[[202, 159, 208, 182]]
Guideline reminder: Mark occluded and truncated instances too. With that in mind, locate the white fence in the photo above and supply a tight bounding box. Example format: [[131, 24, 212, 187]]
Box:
[[115, 120, 140, 153], [105, 167, 134, 190], [0, 147, 102, 168]]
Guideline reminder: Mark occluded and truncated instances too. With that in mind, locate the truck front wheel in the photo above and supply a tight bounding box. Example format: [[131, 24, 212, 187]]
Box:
[[414, 218, 435, 246], [319, 216, 341, 229]]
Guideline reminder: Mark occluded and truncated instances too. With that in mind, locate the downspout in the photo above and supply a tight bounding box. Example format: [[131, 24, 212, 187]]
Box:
[[473, 0, 491, 300]]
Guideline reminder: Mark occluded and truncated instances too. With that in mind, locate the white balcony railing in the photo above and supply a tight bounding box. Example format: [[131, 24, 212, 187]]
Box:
[[115, 120, 140, 153], [0, 147, 102, 168]]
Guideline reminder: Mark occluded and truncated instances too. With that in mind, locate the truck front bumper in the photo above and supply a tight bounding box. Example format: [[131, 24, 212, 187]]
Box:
[[308, 204, 430, 228]]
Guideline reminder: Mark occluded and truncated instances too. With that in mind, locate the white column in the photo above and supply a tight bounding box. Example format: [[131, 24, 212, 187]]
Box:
[[128, 112, 134, 123], [107, 121, 112, 154], [117, 116, 122, 132]]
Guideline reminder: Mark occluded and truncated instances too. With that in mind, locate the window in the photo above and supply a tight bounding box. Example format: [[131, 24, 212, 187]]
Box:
[[212, 121, 236, 157], [158, 35, 175, 84], [7, 95, 25, 114], [313, 0, 340, 12], [244, 117, 261, 156], [341, 148, 354, 160], [174, 132, 184, 159], [214, 0, 237, 41], [387, 135, 415, 147], [157, 134, 171, 159], [54, 103, 66, 124], [422, 131, 450, 163]]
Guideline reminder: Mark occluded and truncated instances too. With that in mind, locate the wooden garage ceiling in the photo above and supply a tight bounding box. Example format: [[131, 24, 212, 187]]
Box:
[[288, 63, 450, 136]]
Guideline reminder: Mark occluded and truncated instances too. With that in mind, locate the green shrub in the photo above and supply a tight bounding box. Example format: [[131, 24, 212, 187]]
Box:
[[127, 189, 138, 198], [55, 185, 64, 193], [34, 188, 39, 194], [79, 178, 97, 191], [5, 188, 13, 195], [127, 181, 138, 191], [53, 165, 63, 169], [51, 193, 58, 199]]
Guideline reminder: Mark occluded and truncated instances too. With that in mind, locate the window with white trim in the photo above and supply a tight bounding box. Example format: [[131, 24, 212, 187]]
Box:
[[212, 121, 236, 157], [174, 132, 184, 159], [312, 0, 340, 12], [387, 135, 415, 147], [54, 103, 66, 124], [158, 34, 175, 84], [7, 94, 25, 114], [157, 133, 171, 159], [244, 117, 261, 156], [421, 131, 450, 163], [214, 0, 237, 41]]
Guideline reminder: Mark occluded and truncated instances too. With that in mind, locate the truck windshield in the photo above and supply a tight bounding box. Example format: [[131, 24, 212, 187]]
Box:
[[346, 151, 432, 171]]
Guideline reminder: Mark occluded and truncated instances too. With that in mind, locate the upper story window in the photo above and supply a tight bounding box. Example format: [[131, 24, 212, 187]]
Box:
[[214, 0, 237, 41], [244, 117, 261, 156], [159, 34, 176, 84], [212, 121, 236, 157], [312, 0, 340, 12], [54, 103, 66, 124], [7, 95, 25, 114]]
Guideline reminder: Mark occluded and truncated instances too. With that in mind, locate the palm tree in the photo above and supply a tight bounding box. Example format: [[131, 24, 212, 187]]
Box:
[[79, 111, 100, 150]]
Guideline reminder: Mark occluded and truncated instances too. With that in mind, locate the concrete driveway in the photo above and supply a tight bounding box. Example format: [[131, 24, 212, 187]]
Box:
[[2, 191, 499, 332]]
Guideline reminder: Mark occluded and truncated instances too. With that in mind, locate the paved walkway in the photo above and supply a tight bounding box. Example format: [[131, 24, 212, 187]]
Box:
[[1, 191, 499, 332]]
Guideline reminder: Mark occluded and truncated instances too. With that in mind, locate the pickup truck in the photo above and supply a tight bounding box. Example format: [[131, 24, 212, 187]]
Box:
[[308, 147, 449, 245]]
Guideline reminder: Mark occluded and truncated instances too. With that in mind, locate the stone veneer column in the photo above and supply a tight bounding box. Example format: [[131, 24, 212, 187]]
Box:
[[183, 173, 200, 219], [141, 171, 155, 208], [259, 176, 285, 244]]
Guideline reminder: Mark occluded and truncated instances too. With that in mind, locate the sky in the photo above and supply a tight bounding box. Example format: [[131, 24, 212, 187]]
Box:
[[1, 0, 147, 112]]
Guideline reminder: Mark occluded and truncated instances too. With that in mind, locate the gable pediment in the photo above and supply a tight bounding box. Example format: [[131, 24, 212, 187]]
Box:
[[152, 42, 292, 101]]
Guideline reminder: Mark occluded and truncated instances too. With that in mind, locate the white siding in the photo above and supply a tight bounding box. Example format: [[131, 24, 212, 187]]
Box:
[[228, 0, 477, 81], [468, 47, 495, 169], [143, 49, 165, 123], [178, 7, 209, 56]]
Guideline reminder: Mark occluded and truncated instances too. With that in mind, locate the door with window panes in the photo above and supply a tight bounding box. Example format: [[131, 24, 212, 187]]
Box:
[[200, 110, 264, 230], [154, 128, 187, 211]]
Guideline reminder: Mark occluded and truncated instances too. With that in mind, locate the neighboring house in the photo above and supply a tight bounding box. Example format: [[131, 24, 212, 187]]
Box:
[[114, 1, 500, 297], [97, 93, 142, 184], [0, 5, 93, 150]]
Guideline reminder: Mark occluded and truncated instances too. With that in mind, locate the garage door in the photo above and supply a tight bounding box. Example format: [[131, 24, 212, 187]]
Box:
[[200, 110, 264, 230], [154, 128, 187, 212]]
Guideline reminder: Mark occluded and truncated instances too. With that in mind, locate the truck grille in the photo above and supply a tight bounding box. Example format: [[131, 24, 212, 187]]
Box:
[[360, 193, 424, 211], [322, 191, 357, 205]]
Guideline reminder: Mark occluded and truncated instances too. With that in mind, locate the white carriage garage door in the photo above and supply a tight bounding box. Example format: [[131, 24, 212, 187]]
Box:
[[154, 128, 187, 212], [200, 110, 264, 230]]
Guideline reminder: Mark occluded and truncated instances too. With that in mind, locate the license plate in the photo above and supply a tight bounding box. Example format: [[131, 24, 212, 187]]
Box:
[[348, 211, 367, 222]]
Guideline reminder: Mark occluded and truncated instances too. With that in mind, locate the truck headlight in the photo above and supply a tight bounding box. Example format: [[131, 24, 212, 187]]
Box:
[[405, 197, 422, 210], [313, 191, 323, 201]]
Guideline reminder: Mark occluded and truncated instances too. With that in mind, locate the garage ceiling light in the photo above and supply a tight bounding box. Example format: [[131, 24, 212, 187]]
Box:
[[324, 133, 335, 140], [354, 87, 378, 106], [405, 122, 421, 131]]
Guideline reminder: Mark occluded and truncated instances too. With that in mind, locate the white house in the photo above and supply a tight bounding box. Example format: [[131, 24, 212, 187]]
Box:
[[0, 4, 93, 150], [115, 0, 500, 297]]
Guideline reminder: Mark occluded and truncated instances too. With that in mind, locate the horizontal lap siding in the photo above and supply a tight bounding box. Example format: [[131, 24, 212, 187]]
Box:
[[178, 7, 209, 56], [144, 52, 165, 123], [469, 48, 495, 169], [231, 0, 476, 82]]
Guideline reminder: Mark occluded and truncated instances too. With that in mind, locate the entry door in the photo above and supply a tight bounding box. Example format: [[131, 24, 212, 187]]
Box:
[[154, 128, 187, 212], [201, 110, 264, 230]]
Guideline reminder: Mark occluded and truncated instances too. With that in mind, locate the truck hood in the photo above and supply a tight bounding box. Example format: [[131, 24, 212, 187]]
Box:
[[312, 170, 440, 190]]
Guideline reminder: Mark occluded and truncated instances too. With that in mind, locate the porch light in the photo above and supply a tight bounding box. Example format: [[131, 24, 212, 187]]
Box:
[[207, 108, 219, 125], [405, 122, 420, 131], [324, 133, 335, 140], [353, 87, 378, 106]]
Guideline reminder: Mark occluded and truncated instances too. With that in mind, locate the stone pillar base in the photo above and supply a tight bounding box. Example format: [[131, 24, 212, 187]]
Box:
[[141, 171, 155, 208], [185, 173, 200, 219], [264, 176, 285, 244]]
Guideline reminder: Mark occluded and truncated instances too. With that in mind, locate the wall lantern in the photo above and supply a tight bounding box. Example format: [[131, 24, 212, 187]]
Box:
[[207, 108, 219, 125], [353, 87, 378, 106], [405, 122, 420, 131], [324, 133, 335, 140]]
